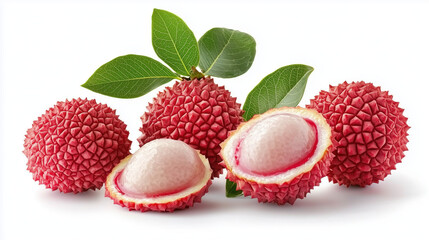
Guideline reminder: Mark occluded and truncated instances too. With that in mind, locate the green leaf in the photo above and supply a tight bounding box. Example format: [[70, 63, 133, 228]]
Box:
[[226, 179, 243, 198], [152, 9, 199, 76], [198, 28, 256, 78], [242, 64, 314, 120], [82, 54, 180, 99]]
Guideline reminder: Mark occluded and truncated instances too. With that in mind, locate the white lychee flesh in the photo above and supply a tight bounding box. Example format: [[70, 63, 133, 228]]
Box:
[[238, 114, 317, 175], [118, 139, 206, 197]]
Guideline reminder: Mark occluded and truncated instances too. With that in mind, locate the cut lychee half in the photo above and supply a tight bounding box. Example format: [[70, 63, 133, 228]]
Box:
[[221, 107, 335, 205], [105, 139, 212, 212]]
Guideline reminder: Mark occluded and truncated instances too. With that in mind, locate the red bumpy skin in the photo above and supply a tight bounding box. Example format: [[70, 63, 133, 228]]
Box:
[[105, 177, 212, 212], [23, 98, 132, 193], [138, 77, 244, 178], [307, 81, 410, 187], [226, 152, 334, 205]]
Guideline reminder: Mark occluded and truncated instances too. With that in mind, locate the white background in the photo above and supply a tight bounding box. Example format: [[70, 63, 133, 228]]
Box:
[[1, 0, 428, 239]]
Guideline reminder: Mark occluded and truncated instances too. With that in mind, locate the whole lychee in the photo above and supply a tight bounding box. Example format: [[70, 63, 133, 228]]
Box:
[[24, 98, 132, 193], [307, 81, 410, 187], [221, 107, 335, 205], [138, 77, 244, 178], [106, 139, 212, 212]]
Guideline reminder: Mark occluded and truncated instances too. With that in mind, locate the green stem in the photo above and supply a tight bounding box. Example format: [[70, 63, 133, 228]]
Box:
[[189, 66, 205, 80]]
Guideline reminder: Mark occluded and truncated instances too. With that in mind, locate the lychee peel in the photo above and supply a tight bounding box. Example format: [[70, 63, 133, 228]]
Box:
[[23, 98, 132, 193], [222, 107, 335, 205], [138, 77, 244, 178], [105, 171, 211, 212], [307, 81, 410, 187], [226, 151, 333, 205]]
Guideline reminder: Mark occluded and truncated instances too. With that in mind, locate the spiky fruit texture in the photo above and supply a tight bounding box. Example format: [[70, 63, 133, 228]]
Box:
[[105, 139, 212, 212], [221, 107, 335, 205], [23, 98, 132, 193], [138, 77, 244, 178], [307, 81, 410, 187]]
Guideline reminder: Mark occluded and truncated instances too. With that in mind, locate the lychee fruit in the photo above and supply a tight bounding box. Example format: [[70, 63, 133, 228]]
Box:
[[221, 107, 335, 205], [138, 77, 244, 178], [307, 81, 410, 187], [105, 139, 212, 212], [23, 98, 132, 193]]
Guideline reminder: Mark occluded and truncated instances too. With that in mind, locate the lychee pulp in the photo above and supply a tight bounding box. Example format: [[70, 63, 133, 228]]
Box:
[[116, 139, 205, 198], [235, 114, 318, 176]]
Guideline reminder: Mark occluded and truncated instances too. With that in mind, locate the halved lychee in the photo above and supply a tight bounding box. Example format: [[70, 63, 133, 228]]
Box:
[[221, 107, 335, 205], [105, 139, 212, 212]]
